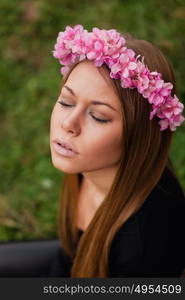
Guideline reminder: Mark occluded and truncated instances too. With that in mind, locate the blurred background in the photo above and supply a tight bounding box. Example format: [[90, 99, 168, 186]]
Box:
[[0, 0, 185, 241]]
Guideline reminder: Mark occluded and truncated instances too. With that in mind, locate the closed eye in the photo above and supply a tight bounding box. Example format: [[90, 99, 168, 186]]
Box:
[[57, 101, 111, 124]]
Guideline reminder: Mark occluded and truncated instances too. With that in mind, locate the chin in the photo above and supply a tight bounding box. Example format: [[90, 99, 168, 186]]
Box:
[[50, 156, 81, 174]]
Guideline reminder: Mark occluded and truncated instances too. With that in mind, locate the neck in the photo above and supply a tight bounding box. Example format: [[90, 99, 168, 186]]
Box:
[[80, 164, 119, 209]]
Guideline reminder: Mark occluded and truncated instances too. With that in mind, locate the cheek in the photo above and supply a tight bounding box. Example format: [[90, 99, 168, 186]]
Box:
[[87, 122, 123, 158]]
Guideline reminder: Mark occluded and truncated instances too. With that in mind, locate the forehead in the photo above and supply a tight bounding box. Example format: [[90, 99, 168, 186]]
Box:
[[63, 61, 120, 106]]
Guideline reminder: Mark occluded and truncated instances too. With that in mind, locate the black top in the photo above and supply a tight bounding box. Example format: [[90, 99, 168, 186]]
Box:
[[47, 166, 185, 277]]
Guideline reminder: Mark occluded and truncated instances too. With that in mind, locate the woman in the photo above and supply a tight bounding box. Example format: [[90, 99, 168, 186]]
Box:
[[49, 24, 185, 277]]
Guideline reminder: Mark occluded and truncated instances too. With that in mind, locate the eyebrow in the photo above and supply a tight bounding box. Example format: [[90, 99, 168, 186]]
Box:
[[63, 85, 117, 112]]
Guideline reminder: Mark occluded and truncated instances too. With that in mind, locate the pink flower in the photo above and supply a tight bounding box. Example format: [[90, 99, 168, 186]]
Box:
[[152, 95, 185, 131], [148, 81, 173, 106], [120, 77, 134, 88], [158, 95, 184, 118], [60, 66, 70, 76], [149, 105, 161, 120], [159, 114, 185, 131], [52, 24, 185, 131], [169, 114, 185, 131], [137, 75, 150, 93], [52, 24, 86, 67], [158, 118, 170, 131], [120, 52, 137, 78]]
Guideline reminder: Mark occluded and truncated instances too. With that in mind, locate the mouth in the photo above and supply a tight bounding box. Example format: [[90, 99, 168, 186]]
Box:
[[57, 142, 71, 150], [53, 139, 79, 155]]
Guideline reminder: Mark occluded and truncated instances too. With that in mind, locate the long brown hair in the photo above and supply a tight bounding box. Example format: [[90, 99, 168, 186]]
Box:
[[56, 33, 183, 277]]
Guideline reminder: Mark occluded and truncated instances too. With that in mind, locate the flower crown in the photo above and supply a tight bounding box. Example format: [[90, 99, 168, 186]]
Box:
[[52, 24, 185, 131]]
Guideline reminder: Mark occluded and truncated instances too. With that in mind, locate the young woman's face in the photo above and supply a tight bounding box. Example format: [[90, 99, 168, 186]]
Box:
[[50, 60, 123, 174]]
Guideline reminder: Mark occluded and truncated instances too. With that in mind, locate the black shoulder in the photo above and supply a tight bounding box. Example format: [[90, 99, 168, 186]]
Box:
[[108, 167, 185, 277], [156, 166, 185, 200]]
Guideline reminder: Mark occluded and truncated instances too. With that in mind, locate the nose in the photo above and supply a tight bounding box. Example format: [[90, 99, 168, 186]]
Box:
[[61, 110, 81, 135]]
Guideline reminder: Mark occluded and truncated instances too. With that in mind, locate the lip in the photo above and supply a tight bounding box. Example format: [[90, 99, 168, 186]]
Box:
[[53, 142, 78, 157], [53, 138, 79, 154]]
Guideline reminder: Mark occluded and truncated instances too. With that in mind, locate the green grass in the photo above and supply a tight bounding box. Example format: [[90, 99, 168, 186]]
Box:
[[0, 0, 185, 241]]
